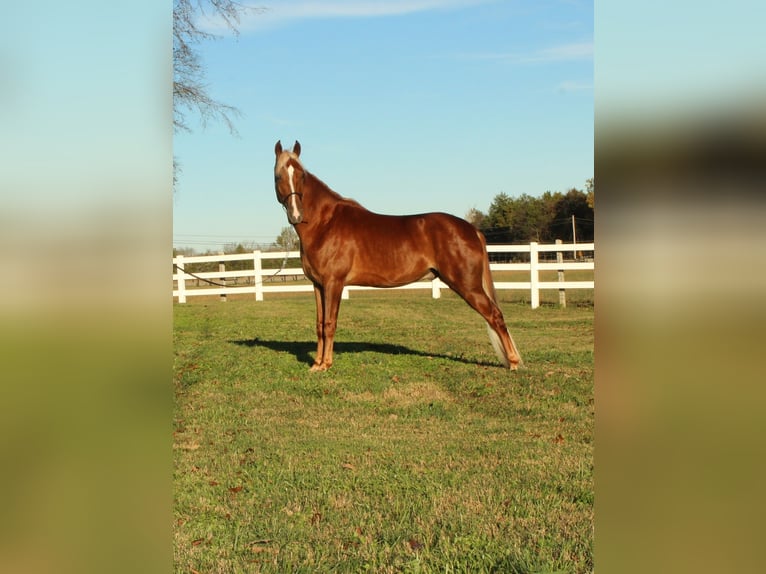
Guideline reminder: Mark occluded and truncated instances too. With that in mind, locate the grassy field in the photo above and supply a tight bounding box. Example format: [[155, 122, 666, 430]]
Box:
[[174, 290, 593, 573]]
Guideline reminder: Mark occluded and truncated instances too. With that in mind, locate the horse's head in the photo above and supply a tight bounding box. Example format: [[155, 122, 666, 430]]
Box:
[[274, 140, 305, 225]]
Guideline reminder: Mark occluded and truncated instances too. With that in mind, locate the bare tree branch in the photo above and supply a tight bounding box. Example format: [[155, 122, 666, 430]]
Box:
[[173, 1, 262, 135]]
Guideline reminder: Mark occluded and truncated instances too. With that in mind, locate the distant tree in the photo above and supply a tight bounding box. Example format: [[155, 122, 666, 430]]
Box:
[[173, 246, 197, 257], [550, 188, 594, 242], [478, 186, 594, 244], [539, 191, 563, 240], [482, 193, 515, 242], [482, 193, 555, 243], [464, 207, 486, 228], [223, 242, 255, 254], [484, 193, 513, 229], [275, 226, 299, 251], [586, 177, 594, 209], [510, 193, 558, 243]]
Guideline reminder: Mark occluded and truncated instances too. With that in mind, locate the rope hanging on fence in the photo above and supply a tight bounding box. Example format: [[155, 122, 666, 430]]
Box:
[[174, 252, 293, 287], [173, 265, 230, 287]]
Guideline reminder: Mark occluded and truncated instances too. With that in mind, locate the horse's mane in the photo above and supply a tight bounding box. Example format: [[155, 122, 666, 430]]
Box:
[[306, 170, 365, 209]]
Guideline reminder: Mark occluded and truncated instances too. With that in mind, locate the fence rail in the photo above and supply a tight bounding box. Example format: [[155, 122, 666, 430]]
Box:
[[172, 241, 594, 309]]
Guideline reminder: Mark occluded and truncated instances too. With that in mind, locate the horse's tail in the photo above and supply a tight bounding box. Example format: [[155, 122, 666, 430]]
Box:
[[478, 231, 522, 368]]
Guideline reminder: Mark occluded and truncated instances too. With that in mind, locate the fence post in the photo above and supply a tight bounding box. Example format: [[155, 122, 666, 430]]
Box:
[[556, 239, 566, 308], [530, 241, 540, 309], [254, 251, 263, 301], [218, 252, 227, 302], [431, 277, 442, 299], [342, 286, 350, 299], [176, 255, 186, 304]]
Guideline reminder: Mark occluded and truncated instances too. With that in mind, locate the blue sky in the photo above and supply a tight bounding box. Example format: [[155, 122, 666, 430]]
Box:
[[173, 0, 593, 251]]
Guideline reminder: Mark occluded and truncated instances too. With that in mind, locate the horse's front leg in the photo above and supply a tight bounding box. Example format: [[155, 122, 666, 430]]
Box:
[[311, 280, 344, 372], [311, 284, 325, 371]]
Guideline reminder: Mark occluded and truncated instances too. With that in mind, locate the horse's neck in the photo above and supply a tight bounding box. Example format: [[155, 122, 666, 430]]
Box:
[[306, 172, 346, 210]]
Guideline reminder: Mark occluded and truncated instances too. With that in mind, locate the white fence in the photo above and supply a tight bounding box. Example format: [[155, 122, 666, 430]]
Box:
[[172, 241, 594, 309]]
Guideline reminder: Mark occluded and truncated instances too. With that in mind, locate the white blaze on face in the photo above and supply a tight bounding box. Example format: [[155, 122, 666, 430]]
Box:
[[286, 164, 301, 222]]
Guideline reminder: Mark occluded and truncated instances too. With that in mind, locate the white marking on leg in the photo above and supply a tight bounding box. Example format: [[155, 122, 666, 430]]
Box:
[[486, 322, 510, 368]]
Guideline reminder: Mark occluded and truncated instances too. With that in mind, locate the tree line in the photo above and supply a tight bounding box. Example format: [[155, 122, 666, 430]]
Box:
[[466, 179, 593, 244]]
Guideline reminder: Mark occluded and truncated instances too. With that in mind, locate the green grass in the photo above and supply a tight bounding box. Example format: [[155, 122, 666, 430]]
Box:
[[174, 291, 593, 573]]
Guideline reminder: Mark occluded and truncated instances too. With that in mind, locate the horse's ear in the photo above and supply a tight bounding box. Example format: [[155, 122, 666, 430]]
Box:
[[275, 140, 283, 156], [293, 140, 301, 157]]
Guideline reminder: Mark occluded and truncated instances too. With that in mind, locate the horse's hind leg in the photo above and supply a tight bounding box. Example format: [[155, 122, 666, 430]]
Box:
[[468, 292, 521, 369], [438, 270, 521, 369], [483, 299, 522, 369]]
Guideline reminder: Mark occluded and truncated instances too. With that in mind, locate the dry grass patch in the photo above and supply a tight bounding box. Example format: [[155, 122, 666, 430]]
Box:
[[343, 381, 454, 408]]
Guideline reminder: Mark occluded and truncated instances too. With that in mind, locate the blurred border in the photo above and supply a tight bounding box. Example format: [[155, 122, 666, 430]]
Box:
[[596, 2, 766, 572], [3, 2, 765, 573], [0, 3, 170, 573]]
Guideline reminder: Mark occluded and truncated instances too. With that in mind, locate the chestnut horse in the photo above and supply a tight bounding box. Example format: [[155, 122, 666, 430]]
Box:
[[273, 140, 522, 372]]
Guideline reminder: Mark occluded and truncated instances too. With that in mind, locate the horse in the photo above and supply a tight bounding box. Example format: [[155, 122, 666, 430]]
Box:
[[273, 140, 522, 372]]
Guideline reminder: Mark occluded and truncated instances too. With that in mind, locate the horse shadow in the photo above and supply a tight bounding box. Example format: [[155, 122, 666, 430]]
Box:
[[229, 338, 498, 368]]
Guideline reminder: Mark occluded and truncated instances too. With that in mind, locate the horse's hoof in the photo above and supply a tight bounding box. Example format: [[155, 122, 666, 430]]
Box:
[[310, 363, 329, 372]]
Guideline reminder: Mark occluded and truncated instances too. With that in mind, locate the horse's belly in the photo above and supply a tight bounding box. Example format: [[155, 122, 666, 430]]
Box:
[[347, 260, 430, 288], [301, 235, 432, 287]]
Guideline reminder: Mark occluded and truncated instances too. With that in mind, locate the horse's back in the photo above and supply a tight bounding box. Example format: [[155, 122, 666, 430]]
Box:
[[336, 204, 478, 243], [332, 205, 486, 265]]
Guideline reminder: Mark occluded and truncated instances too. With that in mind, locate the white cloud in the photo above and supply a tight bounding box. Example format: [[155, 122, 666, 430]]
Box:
[[460, 42, 593, 64], [556, 80, 593, 93], [199, 0, 493, 33], [535, 42, 593, 62]]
